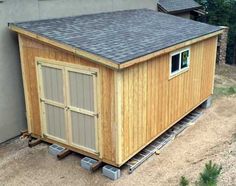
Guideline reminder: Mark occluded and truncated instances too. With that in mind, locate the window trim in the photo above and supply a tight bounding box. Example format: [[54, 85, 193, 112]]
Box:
[[169, 47, 191, 79]]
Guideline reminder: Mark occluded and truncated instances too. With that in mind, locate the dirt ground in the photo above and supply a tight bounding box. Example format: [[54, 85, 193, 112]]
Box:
[[0, 64, 236, 186]]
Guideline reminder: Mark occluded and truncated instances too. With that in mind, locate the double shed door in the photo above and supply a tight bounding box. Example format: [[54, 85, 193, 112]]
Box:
[[37, 61, 98, 153]]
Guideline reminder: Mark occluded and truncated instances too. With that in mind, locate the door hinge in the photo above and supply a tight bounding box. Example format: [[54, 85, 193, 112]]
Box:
[[40, 98, 45, 103], [91, 72, 97, 76]]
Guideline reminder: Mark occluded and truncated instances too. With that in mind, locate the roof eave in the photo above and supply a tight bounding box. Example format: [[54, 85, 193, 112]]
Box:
[[157, 4, 168, 13], [9, 24, 223, 70], [168, 6, 203, 15], [119, 29, 224, 69], [193, 9, 207, 15], [8, 23, 120, 70]]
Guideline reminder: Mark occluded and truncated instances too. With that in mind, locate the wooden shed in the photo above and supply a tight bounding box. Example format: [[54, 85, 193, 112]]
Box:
[[9, 9, 223, 167]]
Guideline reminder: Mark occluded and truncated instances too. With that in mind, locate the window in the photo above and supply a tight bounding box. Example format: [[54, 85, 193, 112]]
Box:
[[170, 48, 190, 77], [171, 54, 180, 73]]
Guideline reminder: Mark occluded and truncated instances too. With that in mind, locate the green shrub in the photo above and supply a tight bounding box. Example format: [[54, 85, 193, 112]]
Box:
[[196, 161, 222, 186], [180, 176, 189, 186], [179, 161, 222, 186]]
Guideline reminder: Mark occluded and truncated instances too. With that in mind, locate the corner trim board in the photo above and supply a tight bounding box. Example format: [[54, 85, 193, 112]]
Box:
[[18, 35, 32, 133], [115, 71, 124, 165]]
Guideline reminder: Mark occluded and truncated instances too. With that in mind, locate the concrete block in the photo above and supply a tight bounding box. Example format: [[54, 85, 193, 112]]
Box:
[[49, 144, 65, 156], [81, 157, 98, 171], [102, 165, 121, 180], [202, 97, 212, 109]]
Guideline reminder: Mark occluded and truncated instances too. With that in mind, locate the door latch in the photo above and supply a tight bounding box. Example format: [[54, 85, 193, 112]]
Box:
[[93, 113, 99, 118]]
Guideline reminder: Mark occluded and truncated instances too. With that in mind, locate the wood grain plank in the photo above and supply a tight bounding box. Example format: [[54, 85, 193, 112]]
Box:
[[120, 37, 218, 164], [19, 36, 116, 165]]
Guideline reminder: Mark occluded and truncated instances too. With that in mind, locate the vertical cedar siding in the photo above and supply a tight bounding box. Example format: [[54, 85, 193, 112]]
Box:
[[18, 33, 217, 166], [19, 35, 116, 164], [121, 36, 218, 163]]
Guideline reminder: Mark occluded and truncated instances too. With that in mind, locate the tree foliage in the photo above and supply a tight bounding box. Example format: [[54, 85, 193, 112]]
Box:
[[195, 0, 236, 64], [196, 161, 222, 186]]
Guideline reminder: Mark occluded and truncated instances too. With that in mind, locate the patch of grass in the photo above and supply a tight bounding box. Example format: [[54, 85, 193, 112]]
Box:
[[214, 86, 236, 97]]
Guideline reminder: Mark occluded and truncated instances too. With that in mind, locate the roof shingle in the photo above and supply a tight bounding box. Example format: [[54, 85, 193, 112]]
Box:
[[158, 0, 201, 13], [12, 9, 221, 64]]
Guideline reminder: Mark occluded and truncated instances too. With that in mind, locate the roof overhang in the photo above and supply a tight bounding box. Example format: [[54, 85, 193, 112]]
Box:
[[168, 6, 203, 15], [157, 2, 203, 15], [9, 24, 119, 69], [193, 9, 207, 15], [157, 4, 168, 13], [9, 23, 223, 70]]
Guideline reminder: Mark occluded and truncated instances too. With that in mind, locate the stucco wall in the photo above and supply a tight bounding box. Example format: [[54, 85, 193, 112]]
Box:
[[0, 0, 156, 143]]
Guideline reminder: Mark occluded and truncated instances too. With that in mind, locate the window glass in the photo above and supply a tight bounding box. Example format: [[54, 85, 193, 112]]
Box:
[[171, 54, 180, 73], [181, 50, 189, 69]]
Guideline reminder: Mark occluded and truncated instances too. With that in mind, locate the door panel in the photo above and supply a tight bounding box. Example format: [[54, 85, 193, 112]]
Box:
[[41, 66, 64, 103], [67, 69, 97, 152], [45, 104, 66, 140], [68, 71, 94, 111], [39, 64, 67, 142], [71, 111, 96, 150]]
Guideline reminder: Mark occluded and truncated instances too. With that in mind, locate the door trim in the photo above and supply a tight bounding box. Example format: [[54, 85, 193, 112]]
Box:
[[36, 57, 99, 73], [35, 58, 100, 155]]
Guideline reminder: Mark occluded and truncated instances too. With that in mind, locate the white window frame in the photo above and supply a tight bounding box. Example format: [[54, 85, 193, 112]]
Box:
[[169, 47, 191, 78]]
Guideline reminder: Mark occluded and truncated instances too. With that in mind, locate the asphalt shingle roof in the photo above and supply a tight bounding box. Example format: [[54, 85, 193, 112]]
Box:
[[12, 9, 221, 64], [158, 0, 201, 13]]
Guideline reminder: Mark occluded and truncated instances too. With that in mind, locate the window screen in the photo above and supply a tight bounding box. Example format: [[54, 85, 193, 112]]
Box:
[[171, 54, 180, 73], [181, 50, 189, 69]]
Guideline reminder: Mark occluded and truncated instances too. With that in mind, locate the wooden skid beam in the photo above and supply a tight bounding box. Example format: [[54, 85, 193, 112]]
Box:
[[20, 130, 28, 134], [57, 149, 72, 160], [28, 138, 42, 148], [20, 130, 31, 138], [91, 160, 103, 172]]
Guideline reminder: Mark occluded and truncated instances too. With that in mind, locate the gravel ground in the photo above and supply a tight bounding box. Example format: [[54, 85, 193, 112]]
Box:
[[0, 65, 235, 186]]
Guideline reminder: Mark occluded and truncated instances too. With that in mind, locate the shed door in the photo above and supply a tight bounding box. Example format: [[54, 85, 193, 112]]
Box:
[[67, 68, 97, 152], [40, 64, 67, 143]]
